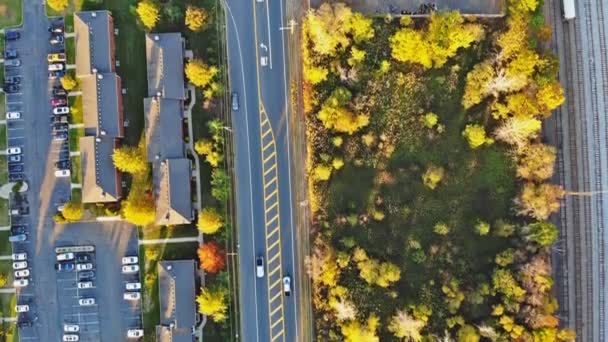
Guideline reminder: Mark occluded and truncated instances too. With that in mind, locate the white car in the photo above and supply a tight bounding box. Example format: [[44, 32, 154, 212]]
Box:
[[123, 292, 141, 301], [283, 276, 291, 297], [127, 329, 144, 338], [64, 324, 79, 332], [78, 298, 95, 306], [77, 281, 93, 289], [125, 282, 141, 290], [55, 169, 71, 178], [12, 261, 27, 270], [63, 335, 79, 342], [13, 279, 28, 288], [122, 256, 138, 265], [53, 106, 69, 115], [256, 256, 265, 278], [15, 305, 29, 313], [48, 63, 64, 71], [6, 112, 20, 120], [12, 253, 27, 261], [76, 263, 93, 271], [57, 252, 74, 261], [122, 265, 139, 274], [15, 269, 29, 278], [6, 147, 21, 155]]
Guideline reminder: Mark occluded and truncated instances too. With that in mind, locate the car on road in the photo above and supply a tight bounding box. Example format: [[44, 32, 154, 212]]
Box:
[[77, 281, 93, 289], [9, 174, 23, 182], [78, 298, 95, 306], [63, 334, 79, 341], [51, 98, 67, 107], [5, 76, 21, 84], [53, 107, 69, 115], [57, 252, 74, 261], [123, 292, 141, 301], [48, 63, 64, 72], [9, 234, 27, 242], [4, 59, 21, 67], [256, 256, 264, 278], [283, 276, 291, 296], [15, 269, 29, 278], [53, 88, 67, 96], [64, 324, 79, 333], [55, 169, 70, 178], [49, 35, 64, 44], [47, 53, 66, 63], [48, 70, 65, 79], [3, 84, 20, 93], [122, 265, 139, 274], [56, 262, 75, 272], [13, 279, 28, 288], [127, 329, 144, 338], [8, 165, 23, 173], [125, 282, 141, 290], [7, 147, 21, 155], [4, 49, 18, 59], [231, 92, 239, 111], [78, 270, 95, 280], [8, 155, 21, 163], [76, 263, 93, 271], [53, 132, 68, 141], [122, 256, 138, 265], [6, 112, 20, 120], [12, 253, 27, 261], [5, 31, 20, 41], [12, 261, 27, 270], [15, 305, 29, 313]]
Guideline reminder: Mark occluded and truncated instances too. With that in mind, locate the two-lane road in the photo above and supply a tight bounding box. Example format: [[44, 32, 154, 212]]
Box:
[[225, 0, 300, 341]]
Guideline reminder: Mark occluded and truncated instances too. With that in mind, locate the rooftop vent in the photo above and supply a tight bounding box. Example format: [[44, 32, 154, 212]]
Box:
[[100, 130, 107, 136], [155, 154, 160, 160], [91, 12, 97, 17], [92, 68, 98, 73], [167, 265, 172, 270], [156, 91, 162, 97], [154, 35, 160, 41], [95, 137, 101, 142], [97, 74, 103, 80]]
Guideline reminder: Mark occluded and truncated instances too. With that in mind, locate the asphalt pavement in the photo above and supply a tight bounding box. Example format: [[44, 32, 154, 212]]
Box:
[[225, 0, 300, 341]]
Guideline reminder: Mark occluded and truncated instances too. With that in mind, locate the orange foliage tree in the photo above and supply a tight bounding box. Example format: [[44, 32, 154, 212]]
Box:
[[198, 241, 226, 273]]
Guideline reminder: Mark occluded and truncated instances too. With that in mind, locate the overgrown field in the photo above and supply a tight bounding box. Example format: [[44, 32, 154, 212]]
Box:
[[303, 1, 573, 341]]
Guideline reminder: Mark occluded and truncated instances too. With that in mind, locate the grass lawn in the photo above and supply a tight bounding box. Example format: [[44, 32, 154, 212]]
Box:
[[0, 0, 22, 28], [0, 124, 6, 151], [0, 156, 7, 184], [70, 155, 81, 184], [68, 127, 83, 152], [71, 188, 81, 203], [0, 260, 14, 286], [66, 36, 75, 65], [0, 293, 16, 320], [68, 95, 83, 124], [0, 232, 11, 255], [0, 199, 7, 227]]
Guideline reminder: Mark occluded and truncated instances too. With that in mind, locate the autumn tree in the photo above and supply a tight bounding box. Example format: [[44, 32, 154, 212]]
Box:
[[48, 0, 68, 11], [434, 222, 450, 235], [185, 6, 208, 31], [136, 0, 161, 30], [122, 193, 155, 226], [462, 61, 496, 108], [313, 164, 332, 181], [195, 139, 213, 155], [60, 75, 78, 91], [340, 315, 380, 342], [516, 143, 556, 181], [457, 325, 480, 342], [497, 15, 528, 61], [536, 81, 565, 115], [185, 59, 218, 88], [422, 164, 445, 190], [317, 87, 369, 134], [462, 124, 493, 149], [353, 248, 401, 287], [523, 222, 559, 247], [197, 286, 228, 322], [62, 201, 83, 222], [198, 241, 226, 273], [474, 220, 490, 236], [112, 146, 148, 174], [197, 208, 224, 234], [515, 183, 565, 220], [492, 268, 526, 303], [494, 116, 542, 149], [388, 310, 426, 341]]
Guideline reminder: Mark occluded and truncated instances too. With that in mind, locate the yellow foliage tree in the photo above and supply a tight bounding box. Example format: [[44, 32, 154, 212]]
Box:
[[347, 47, 366, 66], [515, 182, 565, 220], [194, 139, 213, 156], [497, 16, 528, 61], [48, 0, 68, 12], [536, 81, 565, 115], [340, 315, 380, 342], [317, 87, 369, 134], [196, 287, 228, 322], [60, 75, 78, 91], [509, 0, 539, 14], [122, 195, 155, 226], [346, 13, 375, 43], [112, 146, 148, 174], [462, 61, 496, 109], [462, 124, 493, 149], [332, 158, 344, 170], [422, 165, 445, 190], [136, 0, 161, 30], [185, 6, 208, 31], [423, 112, 439, 128], [516, 143, 556, 181], [197, 208, 224, 234], [303, 64, 329, 85], [314, 164, 332, 181], [388, 310, 426, 341], [185, 60, 218, 88], [505, 48, 540, 80], [494, 116, 542, 149], [62, 202, 83, 222]]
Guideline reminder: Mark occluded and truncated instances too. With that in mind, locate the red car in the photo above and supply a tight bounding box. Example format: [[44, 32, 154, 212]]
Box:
[[51, 98, 67, 107]]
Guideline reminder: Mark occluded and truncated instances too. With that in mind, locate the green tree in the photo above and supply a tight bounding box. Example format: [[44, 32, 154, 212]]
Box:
[[197, 286, 228, 322], [136, 0, 161, 30], [197, 208, 224, 234], [524, 222, 559, 247], [211, 168, 230, 201], [492, 268, 526, 303], [112, 146, 148, 174], [433, 222, 450, 235], [163, 3, 183, 23]]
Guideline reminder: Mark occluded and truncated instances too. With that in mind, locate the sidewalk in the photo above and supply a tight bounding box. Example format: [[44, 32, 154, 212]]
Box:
[[138, 236, 199, 245]]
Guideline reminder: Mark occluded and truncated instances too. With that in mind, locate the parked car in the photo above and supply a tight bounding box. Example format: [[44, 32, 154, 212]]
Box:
[[55, 169, 70, 178], [6, 112, 21, 120], [5, 31, 20, 41], [5, 76, 21, 84], [53, 88, 67, 96], [122, 265, 139, 274], [8, 155, 21, 163], [15, 305, 29, 313], [55, 262, 75, 272], [12, 261, 27, 270], [4, 49, 18, 59], [17, 321, 32, 328], [8, 174, 23, 182], [48, 63, 64, 72], [51, 98, 67, 107], [49, 35, 64, 44], [13, 279, 28, 288], [15, 269, 29, 278], [256, 256, 265, 278], [9, 234, 27, 242], [63, 334, 79, 342], [56, 160, 70, 170], [77, 281, 93, 289], [8, 165, 23, 173], [52, 115, 69, 124], [4, 59, 21, 67], [64, 324, 79, 333], [53, 107, 69, 115], [6, 147, 21, 155], [76, 254, 91, 262], [127, 329, 144, 338], [78, 298, 95, 306], [57, 253, 74, 261], [122, 256, 138, 265], [78, 271, 95, 280], [47, 53, 66, 63], [76, 263, 93, 271], [3, 84, 20, 93], [53, 132, 68, 141], [125, 282, 141, 290], [48, 70, 65, 79], [10, 226, 26, 234], [283, 276, 292, 296], [123, 292, 141, 301], [12, 253, 27, 261]]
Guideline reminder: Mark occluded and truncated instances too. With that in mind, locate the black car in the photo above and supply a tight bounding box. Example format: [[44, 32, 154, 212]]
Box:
[[10, 225, 27, 234], [5, 76, 21, 84], [52, 88, 67, 96], [53, 123, 69, 131], [53, 132, 68, 140], [17, 321, 32, 328], [8, 173, 24, 182], [49, 35, 64, 44], [4, 49, 18, 59], [76, 253, 91, 262], [8, 164, 23, 173], [5, 31, 20, 41], [3, 84, 20, 93], [48, 70, 65, 79], [78, 270, 95, 280], [55, 160, 70, 170]]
